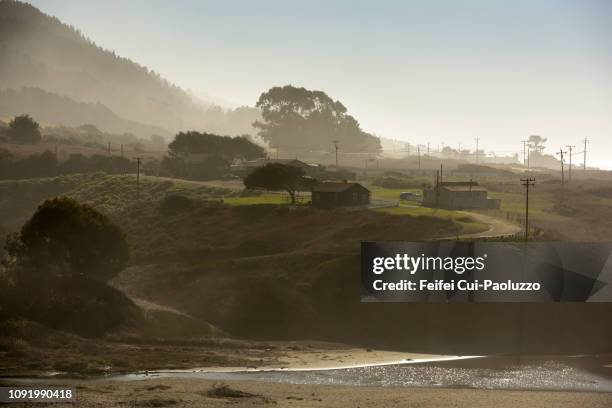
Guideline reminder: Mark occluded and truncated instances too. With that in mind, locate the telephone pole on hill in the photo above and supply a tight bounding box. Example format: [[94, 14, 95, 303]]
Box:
[[475, 137, 480, 163], [583, 138, 588, 174], [521, 140, 528, 168], [417, 145, 421, 169], [566, 145, 575, 182], [556, 148, 566, 187], [332, 140, 340, 168], [136, 157, 142, 200], [521, 178, 536, 241]]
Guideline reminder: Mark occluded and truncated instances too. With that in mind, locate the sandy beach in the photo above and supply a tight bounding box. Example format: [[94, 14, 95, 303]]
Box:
[[3, 377, 611, 407], [3, 349, 612, 407], [194, 343, 475, 372]]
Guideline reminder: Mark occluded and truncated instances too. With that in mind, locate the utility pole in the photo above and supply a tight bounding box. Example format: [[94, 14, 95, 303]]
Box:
[[136, 157, 142, 200], [427, 142, 430, 156], [527, 146, 530, 170], [583, 138, 588, 174], [417, 145, 421, 169], [566, 145, 575, 182], [435, 170, 440, 208], [475, 137, 480, 163], [521, 178, 536, 241], [332, 140, 340, 168], [521, 140, 528, 168], [556, 148, 566, 187]]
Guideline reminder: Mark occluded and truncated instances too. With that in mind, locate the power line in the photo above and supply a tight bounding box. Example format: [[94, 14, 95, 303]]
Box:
[[520, 178, 536, 241], [566, 145, 575, 182], [136, 157, 142, 200], [583, 138, 589, 173], [332, 140, 340, 168], [556, 148, 567, 187]]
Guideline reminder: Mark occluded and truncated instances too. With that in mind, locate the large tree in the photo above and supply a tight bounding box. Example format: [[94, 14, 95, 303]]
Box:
[[5, 197, 129, 281], [7, 114, 41, 144], [167, 131, 265, 160], [527, 135, 547, 154], [244, 163, 308, 204], [254, 85, 381, 154], [162, 131, 266, 180]]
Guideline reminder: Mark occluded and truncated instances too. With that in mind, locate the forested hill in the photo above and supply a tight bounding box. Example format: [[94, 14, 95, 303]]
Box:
[[0, 1, 261, 137]]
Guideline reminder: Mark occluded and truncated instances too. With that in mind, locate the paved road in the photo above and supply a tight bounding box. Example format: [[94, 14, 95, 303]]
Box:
[[455, 211, 522, 239]]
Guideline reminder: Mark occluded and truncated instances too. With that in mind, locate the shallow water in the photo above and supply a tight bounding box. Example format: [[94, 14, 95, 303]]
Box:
[[112, 355, 612, 392]]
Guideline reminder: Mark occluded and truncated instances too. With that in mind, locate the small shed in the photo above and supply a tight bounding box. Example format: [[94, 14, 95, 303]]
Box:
[[311, 181, 370, 209]]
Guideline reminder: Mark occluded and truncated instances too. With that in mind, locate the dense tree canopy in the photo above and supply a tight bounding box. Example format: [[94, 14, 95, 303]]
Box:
[[243, 163, 308, 204], [7, 114, 41, 144], [162, 131, 266, 180], [6, 197, 129, 281], [168, 131, 265, 160], [254, 85, 381, 154]]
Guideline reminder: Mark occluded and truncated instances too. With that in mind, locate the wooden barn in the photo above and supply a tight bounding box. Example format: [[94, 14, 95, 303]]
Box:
[[422, 181, 501, 210], [311, 181, 370, 209]]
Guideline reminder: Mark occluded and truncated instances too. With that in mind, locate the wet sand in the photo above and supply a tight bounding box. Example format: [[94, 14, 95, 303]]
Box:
[[3, 377, 611, 407], [199, 345, 475, 372]]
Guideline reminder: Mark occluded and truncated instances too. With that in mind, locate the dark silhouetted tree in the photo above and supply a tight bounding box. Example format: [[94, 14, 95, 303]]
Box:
[[7, 114, 41, 144], [254, 85, 381, 153], [167, 131, 265, 160], [244, 163, 306, 204], [6, 197, 129, 281], [162, 131, 265, 180]]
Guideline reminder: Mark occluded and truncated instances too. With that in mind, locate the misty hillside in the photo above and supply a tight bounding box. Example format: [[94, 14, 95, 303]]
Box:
[[0, 87, 169, 137], [0, 0, 261, 137]]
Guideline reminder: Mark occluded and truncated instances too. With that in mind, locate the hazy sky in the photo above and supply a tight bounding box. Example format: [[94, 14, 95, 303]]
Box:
[[29, 0, 612, 167]]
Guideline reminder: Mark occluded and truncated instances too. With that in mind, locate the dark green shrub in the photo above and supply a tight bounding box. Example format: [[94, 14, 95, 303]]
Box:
[[160, 194, 196, 216]]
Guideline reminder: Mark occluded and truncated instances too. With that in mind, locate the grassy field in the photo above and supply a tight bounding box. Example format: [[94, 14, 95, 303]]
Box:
[[223, 192, 311, 206], [0, 173, 237, 243], [488, 191, 566, 222], [374, 203, 489, 235], [368, 185, 421, 201]]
